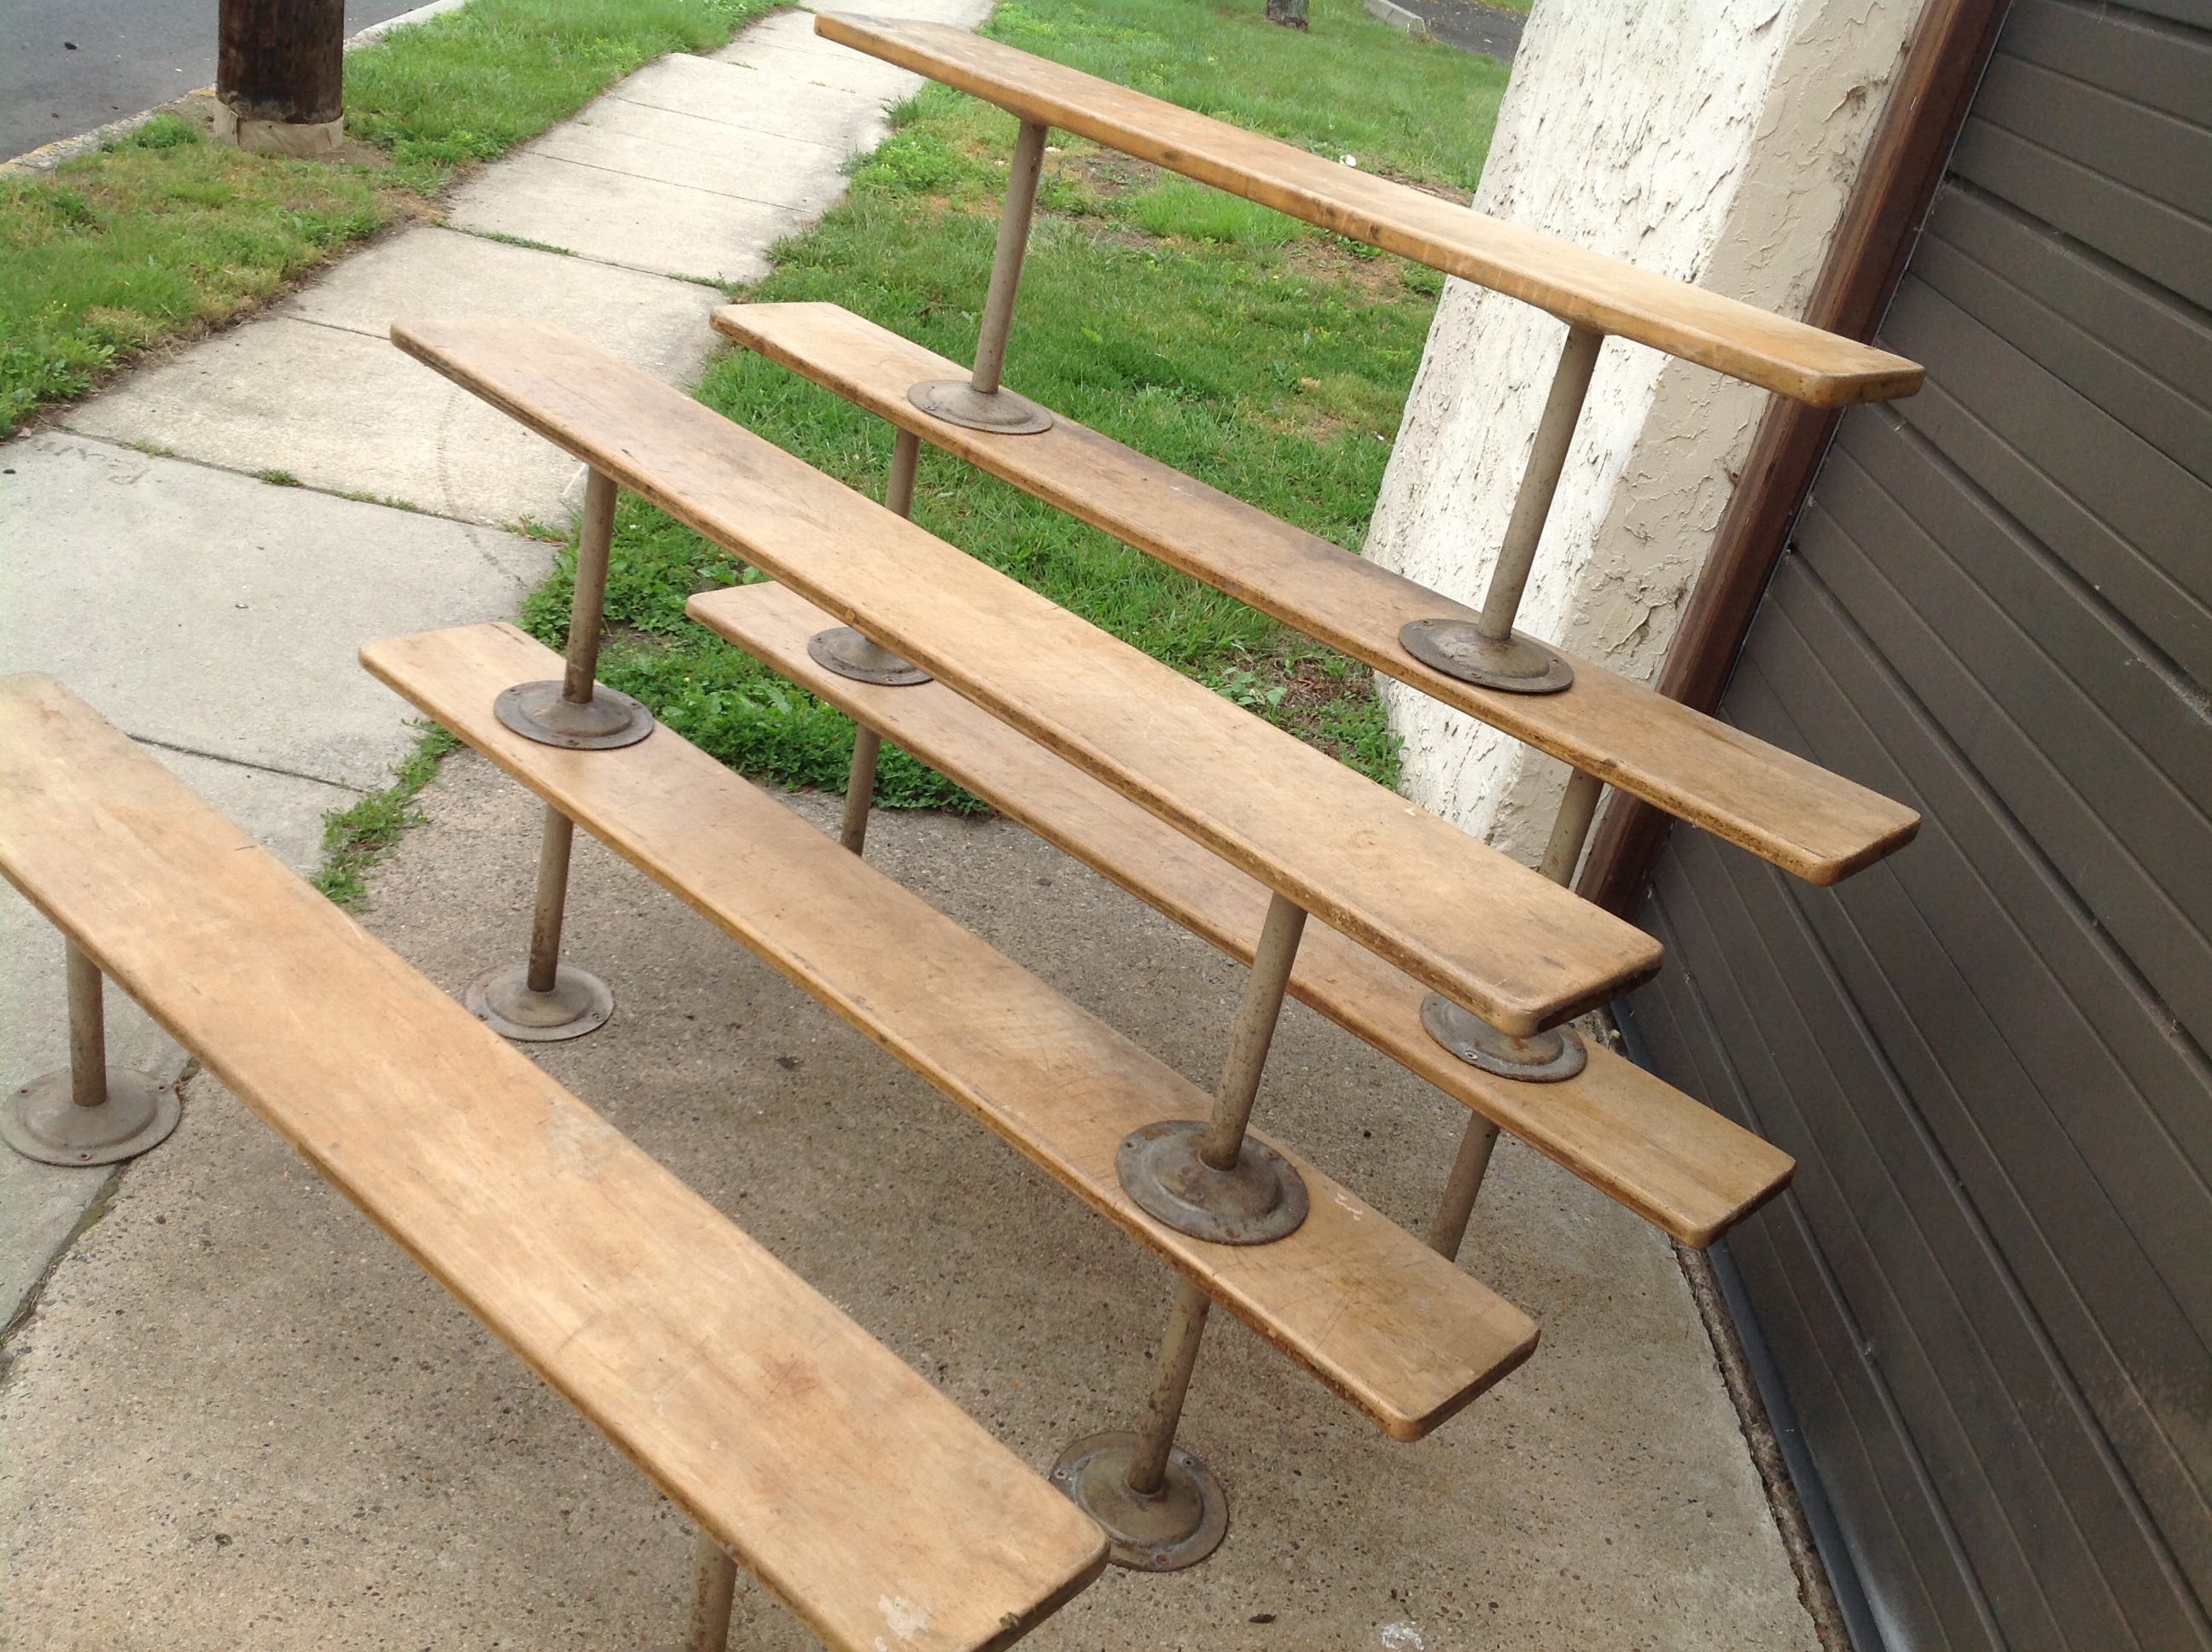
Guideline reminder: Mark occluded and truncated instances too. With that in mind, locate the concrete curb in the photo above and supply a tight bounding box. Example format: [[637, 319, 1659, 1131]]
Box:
[[1363, 0, 1435, 39]]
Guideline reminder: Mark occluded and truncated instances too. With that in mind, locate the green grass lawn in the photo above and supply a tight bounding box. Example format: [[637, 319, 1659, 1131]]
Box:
[[521, 0, 1508, 808], [0, 0, 777, 436]]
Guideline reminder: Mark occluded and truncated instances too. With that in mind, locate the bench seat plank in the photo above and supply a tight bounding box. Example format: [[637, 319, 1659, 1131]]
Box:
[[709, 581, 1795, 1248], [0, 672, 1107, 1652], [394, 315, 1661, 1037], [812, 13, 1922, 408], [363, 622, 1541, 1440], [715, 302, 1922, 887]]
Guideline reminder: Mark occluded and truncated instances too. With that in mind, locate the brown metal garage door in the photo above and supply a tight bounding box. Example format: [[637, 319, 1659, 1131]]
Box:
[[1622, 2, 2212, 1647]]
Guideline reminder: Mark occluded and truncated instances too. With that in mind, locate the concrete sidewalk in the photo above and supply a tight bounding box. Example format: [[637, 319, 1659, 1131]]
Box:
[[0, 0, 990, 1337]]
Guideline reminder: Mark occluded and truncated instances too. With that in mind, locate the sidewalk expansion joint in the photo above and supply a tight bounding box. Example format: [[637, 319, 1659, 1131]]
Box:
[[128, 735, 367, 796], [518, 148, 819, 215], [604, 91, 850, 153]]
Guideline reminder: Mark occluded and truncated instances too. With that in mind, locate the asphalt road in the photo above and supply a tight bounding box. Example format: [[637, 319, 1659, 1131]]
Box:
[[3, 0, 423, 163]]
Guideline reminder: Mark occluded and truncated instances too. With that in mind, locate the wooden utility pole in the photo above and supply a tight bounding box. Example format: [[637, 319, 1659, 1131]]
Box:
[[216, 0, 346, 156]]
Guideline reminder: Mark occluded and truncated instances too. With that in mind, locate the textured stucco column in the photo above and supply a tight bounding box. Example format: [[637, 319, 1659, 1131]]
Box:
[[1367, 0, 1924, 866]]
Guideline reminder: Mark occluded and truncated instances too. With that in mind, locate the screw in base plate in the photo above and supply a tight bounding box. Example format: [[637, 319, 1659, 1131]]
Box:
[[1052, 1431, 1229, 1572], [3, 1068, 179, 1166], [1419, 993, 1587, 1082], [1399, 619, 1575, 695], [906, 379, 1056, 435], [806, 627, 932, 687], [1115, 1119, 1309, 1244], [494, 681, 655, 751], [464, 963, 614, 1044]]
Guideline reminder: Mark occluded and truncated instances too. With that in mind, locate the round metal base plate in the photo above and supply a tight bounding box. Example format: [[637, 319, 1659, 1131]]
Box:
[[494, 680, 655, 750], [464, 963, 614, 1043], [1420, 993, 1586, 1082], [906, 379, 1056, 434], [1052, 1431, 1229, 1572], [3, 1068, 179, 1166], [1116, 1119, 1309, 1244], [1399, 619, 1575, 695], [806, 627, 932, 687]]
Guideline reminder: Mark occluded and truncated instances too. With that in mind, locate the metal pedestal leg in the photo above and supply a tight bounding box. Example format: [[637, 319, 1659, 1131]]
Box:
[[494, 468, 655, 751], [1400, 324, 1605, 695], [1052, 1276, 1229, 1571], [469, 468, 639, 1041], [909, 120, 1057, 434], [464, 803, 614, 1041], [1117, 893, 1311, 1244], [1423, 767, 1609, 1257], [813, 430, 934, 858], [2, 940, 178, 1166], [681, 1527, 738, 1652]]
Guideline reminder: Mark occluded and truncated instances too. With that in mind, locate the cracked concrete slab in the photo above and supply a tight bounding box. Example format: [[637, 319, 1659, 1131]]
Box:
[[0, 433, 547, 789], [67, 230, 724, 526], [445, 149, 806, 284]]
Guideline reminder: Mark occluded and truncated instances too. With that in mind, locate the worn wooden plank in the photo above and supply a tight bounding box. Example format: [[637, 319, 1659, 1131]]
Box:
[[810, 14, 1923, 408], [393, 316, 1660, 1037], [363, 621, 1542, 1440], [0, 672, 1108, 1652], [715, 300, 1922, 887], [714, 579, 1794, 1248]]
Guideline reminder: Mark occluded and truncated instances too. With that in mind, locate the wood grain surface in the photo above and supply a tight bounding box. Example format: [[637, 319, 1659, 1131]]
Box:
[[392, 315, 1662, 1036], [812, 13, 1924, 407], [0, 672, 1108, 1652], [363, 622, 1542, 1440], [711, 581, 1796, 1248], [717, 302, 1923, 887]]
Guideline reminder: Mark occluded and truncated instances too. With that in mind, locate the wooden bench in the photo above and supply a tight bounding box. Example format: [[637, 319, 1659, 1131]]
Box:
[[364, 620, 1540, 1445], [710, 21, 1922, 1265], [704, 579, 1795, 1248], [813, 13, 1922, 406], [393, 313, 1661, 1040], [0, 672, 1109, 1652], [715, 301, 1920, 887]]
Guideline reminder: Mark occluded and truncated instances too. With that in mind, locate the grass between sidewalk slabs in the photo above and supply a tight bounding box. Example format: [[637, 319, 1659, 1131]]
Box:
[[0, 0, 778, 436], [521, 0, 1508, 809], [314, 723, 464, 906]]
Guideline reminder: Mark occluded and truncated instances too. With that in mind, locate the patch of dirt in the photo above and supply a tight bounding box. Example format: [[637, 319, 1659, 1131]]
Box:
[[162, 90, 397, 171]]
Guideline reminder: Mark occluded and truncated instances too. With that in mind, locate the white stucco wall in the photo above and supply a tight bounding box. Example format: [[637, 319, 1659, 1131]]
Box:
[[1367, 0, 1922, 866]]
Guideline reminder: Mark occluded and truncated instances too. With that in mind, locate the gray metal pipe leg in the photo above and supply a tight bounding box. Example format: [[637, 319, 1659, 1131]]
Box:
[[970, 119, 1051, 397], [463, 801, 612, 1041], [829, 429, 928, 858], [1118, 893, 1313, 1244], [906, 120, 1055, 433], [840, 727, 882, 856], [1398, 323, 1605, 694], [1126, 1277, 1214, 1495], [683, 1527, 737, 1652], [2, 939, 178, 1167], [66, 941, 108, 1109], [525, 804, 576, 996], [1427, 1114, 1502, 1259], [1201, 893, 1309, 1170], [1423, 765, 1610, 1255], [1052, 1275, 1229, 1571]]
